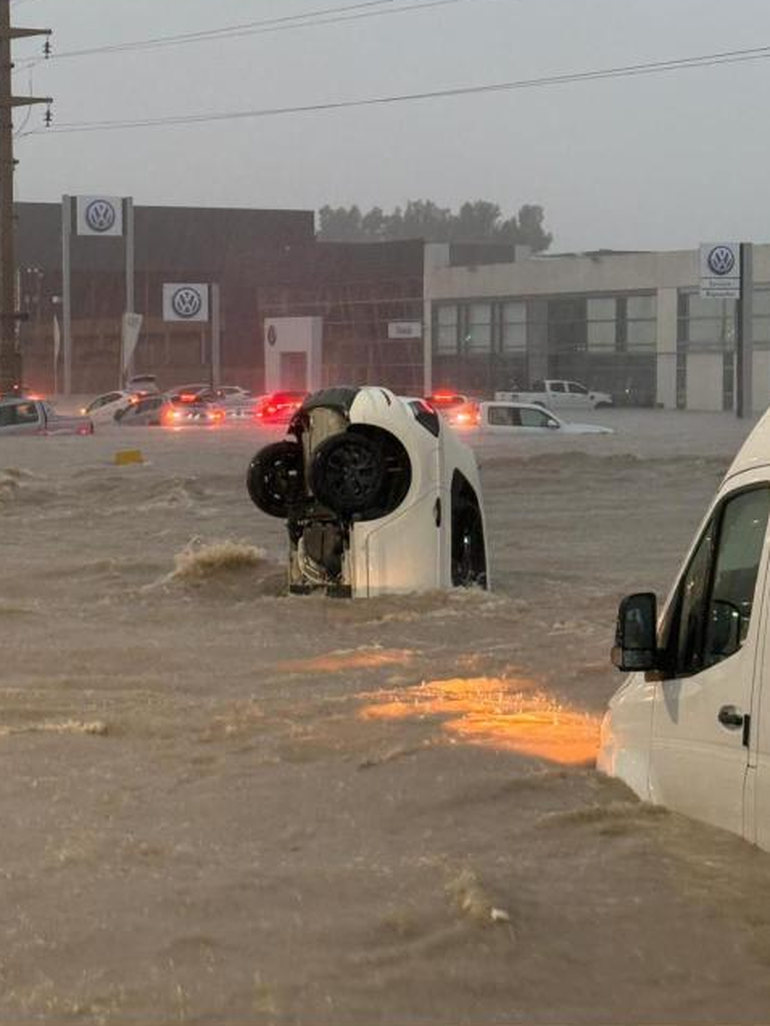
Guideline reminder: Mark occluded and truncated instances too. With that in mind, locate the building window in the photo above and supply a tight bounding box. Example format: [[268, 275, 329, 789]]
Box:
[[753, 288, 770, 347], [626, 294, 657, 351], [436, 304, 459, 354], [501, 301, 527, 353], [466, 303, 492, 353], [680, 294, 737, 350], [586, 297, 617, 351]]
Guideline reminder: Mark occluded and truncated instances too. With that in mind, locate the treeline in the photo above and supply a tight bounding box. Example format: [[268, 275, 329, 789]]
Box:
[[317, 200, 552, 252]]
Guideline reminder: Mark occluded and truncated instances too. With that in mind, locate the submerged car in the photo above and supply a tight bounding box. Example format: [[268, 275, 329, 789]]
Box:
[[426, 393, 481, 428], [246, 386, 489, 598], [253, 390, 308, 425], [81, 390, 140, 424], [473, 401, 613, 435], [0, 398, 93, 436]]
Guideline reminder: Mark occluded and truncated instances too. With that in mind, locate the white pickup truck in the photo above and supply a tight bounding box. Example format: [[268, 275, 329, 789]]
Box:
[[0, 398, 94, 436], [495, 379, 614, 410]]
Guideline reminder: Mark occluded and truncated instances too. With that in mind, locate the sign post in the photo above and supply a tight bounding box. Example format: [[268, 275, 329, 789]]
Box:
[[61, 195, 72, 396], [700, 242, 750, 418], [62, 195, 133, 396], [162, 282, 215, 384], [736, 244, 754, 420]]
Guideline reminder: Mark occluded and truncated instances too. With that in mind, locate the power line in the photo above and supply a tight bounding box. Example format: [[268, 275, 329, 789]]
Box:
[[23, 43, 770, 137], [17, 0, 488, 66]]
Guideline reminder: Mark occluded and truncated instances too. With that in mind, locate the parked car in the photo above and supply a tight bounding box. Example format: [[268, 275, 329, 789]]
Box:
[[126, 374, 160, 394], [246, 386, 489, 597], [426, 392, 480, 427], [253, 390, 309, 425], [0, 398, 93, 436], [473, 401, 613, 435], [600, 406, 770, 849], [495, 379, 614, 410]]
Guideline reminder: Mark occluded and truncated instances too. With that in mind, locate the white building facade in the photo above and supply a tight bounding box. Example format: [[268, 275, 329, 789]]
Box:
[[423, 244, 770, 411]]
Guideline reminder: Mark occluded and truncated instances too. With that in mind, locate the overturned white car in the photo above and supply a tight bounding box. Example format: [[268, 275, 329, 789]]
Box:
[[247, 386, 489, 597]]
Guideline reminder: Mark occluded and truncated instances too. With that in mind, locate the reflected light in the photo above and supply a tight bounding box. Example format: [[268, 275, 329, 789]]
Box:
[[279, 648, 415, 675], [358, 676, 600, 766]]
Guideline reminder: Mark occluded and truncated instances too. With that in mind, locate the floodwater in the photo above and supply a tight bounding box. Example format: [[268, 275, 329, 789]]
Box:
[[2, 410, 770, 1025]]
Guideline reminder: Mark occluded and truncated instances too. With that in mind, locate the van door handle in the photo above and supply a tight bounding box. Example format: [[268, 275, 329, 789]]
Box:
[[718, 705, 744, 729]]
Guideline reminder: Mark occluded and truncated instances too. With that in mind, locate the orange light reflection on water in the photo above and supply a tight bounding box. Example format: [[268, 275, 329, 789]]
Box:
[[358, 677, 600, 766], [278, 648, 415, 675]]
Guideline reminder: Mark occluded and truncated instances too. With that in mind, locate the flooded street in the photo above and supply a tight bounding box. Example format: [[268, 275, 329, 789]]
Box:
[[3, 411, 770, 1025]]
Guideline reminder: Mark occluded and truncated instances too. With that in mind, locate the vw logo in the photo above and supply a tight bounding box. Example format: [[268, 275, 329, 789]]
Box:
[[708, 245, 736, 277], [172, 287, 203, 319], [85, 199, 117, 234]]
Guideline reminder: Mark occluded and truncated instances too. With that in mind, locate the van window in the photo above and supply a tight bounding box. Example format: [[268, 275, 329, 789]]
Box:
[[665, 487, 770, 677]]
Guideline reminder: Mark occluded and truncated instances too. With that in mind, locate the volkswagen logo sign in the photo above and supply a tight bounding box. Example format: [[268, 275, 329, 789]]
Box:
[[85, 198, 117, 234], [708, 245, 736, 277], [172, 287, 203, 319]]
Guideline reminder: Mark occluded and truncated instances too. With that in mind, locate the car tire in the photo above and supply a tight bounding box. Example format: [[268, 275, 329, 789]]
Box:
[[452, 502, 487, 588], [310, 431, 387, 517], [247, 440, 305, 518]]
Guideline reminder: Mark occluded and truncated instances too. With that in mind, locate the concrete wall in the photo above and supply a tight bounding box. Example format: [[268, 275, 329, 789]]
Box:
[[264, 317, 323, 393]]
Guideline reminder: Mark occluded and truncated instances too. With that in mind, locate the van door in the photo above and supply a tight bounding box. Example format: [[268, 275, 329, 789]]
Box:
[[749, 555, 770, 849], [649, 480, 770, 837]]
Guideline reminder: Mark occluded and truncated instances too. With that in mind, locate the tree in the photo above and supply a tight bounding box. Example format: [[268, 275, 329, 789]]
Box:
[[318, 200, 552, 251]]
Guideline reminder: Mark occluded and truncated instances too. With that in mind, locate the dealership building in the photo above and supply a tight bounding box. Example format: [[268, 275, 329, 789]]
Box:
[[13, 199, 770, 412], [424, 243, 770, 412]]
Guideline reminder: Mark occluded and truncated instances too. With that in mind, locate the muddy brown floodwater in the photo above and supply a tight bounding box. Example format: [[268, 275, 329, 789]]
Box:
[[3, 410, 770, 1025]]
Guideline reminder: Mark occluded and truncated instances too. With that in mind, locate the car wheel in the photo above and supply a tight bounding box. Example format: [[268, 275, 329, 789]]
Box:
[[247, 440, 305, 518], [310, 432, 387, 517]]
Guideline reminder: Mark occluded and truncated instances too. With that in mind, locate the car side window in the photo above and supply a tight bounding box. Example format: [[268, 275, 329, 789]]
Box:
[[549, 382, 565, 393], [15, 402, 39, 424], [487, 405, 517, 426], [664, 487, 770, 678], [568, 382, 588, 394], [519, 408, 550, 428], [0, 405, 15, 426]]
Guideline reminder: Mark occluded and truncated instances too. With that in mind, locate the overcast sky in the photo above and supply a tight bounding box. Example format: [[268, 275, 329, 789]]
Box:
[[10, 0, 770, 251]]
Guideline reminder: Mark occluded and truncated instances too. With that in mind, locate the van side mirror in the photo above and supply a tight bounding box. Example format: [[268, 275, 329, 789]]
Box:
[[611, 592, 658, 672]]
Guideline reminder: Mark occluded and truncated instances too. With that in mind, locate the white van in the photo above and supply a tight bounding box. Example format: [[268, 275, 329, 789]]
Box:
[[247, 386, 489, 597], [599, 410, 770, 848]]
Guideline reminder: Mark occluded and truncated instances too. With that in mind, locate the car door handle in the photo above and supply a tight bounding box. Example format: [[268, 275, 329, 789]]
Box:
[[718, 705, 744, 729]]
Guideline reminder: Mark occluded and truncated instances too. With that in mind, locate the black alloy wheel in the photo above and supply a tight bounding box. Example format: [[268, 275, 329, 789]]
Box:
[[246, 440, 305, 518], [310, 432, 387, 517]]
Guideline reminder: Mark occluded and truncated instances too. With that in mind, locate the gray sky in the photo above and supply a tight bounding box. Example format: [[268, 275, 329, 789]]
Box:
[[11, 0, 770, 251]]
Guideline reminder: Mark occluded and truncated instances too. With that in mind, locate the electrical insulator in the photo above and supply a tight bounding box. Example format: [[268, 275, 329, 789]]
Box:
[[44, 104, 52, 128], [43, 39, 51, 59]]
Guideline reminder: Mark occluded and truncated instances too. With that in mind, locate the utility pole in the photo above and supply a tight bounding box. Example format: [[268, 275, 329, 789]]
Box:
[[0, 1, 51, 392]]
